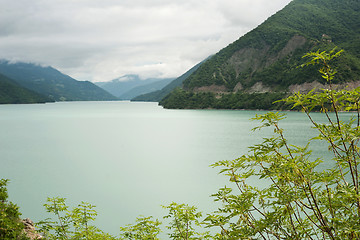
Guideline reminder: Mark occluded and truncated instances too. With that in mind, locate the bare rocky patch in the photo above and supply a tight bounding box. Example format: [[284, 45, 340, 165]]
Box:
[[22, 218, 43, 240], [193, 84, 227, 93], [248, 82, 272, 93], [289, 80, 360, 93]]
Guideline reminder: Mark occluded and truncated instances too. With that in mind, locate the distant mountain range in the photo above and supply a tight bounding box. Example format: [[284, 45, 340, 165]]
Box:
[[118, 78, 174, 100], [95, 75, 174, 100], [0, 61, 117, 104], [0, 60, 178, 104], [132, 58, 210, 102], [159, 0, 360, 109]]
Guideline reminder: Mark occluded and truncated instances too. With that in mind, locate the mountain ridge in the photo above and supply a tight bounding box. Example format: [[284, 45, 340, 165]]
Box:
[[0, 60, 117, 102], [131, 58, 210, 102], [160, 0, 360, 109], [118, 78, 174, 100], [95, 75, 174, 99]]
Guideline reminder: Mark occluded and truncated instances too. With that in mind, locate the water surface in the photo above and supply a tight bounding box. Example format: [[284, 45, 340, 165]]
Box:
[[0, 101, 337, 235]]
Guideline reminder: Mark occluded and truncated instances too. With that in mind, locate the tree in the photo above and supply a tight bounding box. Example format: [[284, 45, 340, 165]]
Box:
[[38, 197, 116, 240], [163, 202, 210, 240], [119, 216, 161, 240], [205, 48, 360, 239], [0, 179, 29, 240]]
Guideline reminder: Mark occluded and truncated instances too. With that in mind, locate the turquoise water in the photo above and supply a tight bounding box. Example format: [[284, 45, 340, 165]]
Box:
[[0, 101, 338, 236]]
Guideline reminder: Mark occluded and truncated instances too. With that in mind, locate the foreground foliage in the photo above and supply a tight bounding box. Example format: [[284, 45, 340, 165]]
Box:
[[163, 203, 211, 239], [206, 48, 360, 239], [37, 197, 116, 240], [0, 179, 29, 240], [119, 216, 161, 239]]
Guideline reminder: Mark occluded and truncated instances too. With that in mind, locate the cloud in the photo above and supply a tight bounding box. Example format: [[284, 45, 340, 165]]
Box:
[[0, 0, 292, 82]]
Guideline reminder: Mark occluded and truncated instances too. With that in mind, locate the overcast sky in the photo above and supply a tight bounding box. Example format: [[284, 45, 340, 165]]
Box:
[[0, 0, 292, 82]]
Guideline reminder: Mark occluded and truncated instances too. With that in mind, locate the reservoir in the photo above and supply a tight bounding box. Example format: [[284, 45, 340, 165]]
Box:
[[0, 101, 336, 236]]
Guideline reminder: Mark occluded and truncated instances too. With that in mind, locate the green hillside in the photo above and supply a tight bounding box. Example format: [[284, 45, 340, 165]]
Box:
[[0, 61, 117, 102], [160, 0, 360, 109], [0, 73, 52, 104]]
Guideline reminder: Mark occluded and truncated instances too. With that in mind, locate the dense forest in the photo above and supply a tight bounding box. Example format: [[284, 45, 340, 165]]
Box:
[[160, 87, 288, 110]]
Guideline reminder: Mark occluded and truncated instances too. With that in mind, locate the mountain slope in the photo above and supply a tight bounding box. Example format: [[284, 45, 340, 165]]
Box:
[[0, 61, 117, 101], [95, 75, 145, 98], [0, 73, 52, 104], [160, 0, 360, 109], [95, 75, 173, 99], [118, 78, 174, 100], [131, 58, 210, 102]]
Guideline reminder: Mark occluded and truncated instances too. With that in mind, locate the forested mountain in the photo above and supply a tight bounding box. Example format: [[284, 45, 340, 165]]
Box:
[[160, 0, 360, 109], [0, 73, 53, 104], [95, 75, 173, 99], [132, 58, 209, 102], [0, 61, 117, 102]]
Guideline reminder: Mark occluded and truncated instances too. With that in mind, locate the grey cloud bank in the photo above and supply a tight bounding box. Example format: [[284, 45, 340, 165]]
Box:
[[0, 0, 292, 82]]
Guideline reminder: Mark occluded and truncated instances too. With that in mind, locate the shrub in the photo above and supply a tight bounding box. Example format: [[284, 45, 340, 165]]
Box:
[[0, 179, 29, 240]]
